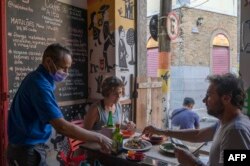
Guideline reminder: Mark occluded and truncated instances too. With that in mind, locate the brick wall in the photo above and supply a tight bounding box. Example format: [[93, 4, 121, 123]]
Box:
[[171, 7, 237, 67], [147, 7, 238, 110]]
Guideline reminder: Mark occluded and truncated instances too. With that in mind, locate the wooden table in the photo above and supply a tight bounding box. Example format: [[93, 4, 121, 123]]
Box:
[[80, 141, 180, 166], [80, 134, 210, 166]]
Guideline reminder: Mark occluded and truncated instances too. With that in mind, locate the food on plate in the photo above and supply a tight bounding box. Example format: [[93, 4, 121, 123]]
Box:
[[160, 142, 189, 154], [163, 143, 176, 151], [149, 135, 163, 141], [124, 138, 146, 149], [127, 150, 136, 158], [127, 150, 145, 161], [141, 134, 165, 144]]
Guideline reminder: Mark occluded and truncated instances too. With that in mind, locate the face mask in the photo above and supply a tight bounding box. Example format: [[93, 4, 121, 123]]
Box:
[[51, 71, 68, 82], [49, 59, 69, 82]]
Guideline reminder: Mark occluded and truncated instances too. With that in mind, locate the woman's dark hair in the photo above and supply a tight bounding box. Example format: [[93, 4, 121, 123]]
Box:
[[206, 73, 246, 109], [101, 76, 125, 97], [42, 43, 72, 64]]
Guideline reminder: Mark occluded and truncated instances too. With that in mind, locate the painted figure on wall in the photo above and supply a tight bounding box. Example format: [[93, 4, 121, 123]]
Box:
[[95, 75, 103, 93], [118, 26, 129, 71], [123, 0, 133, 19], [89, 12, 102, 47], [98, 4, 115, 72], [126, 28, 135, 65]]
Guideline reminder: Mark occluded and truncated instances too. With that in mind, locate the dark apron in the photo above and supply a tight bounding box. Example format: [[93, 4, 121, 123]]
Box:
[[7, 144, 48, 166]]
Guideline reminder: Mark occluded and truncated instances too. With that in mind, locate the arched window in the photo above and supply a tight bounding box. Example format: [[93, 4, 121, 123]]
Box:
[[211, 34, 230, 75]]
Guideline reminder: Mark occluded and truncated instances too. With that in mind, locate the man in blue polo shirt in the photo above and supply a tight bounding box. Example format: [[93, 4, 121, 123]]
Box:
[[171, 97, 200, 129], [7, 43, 112, 166]]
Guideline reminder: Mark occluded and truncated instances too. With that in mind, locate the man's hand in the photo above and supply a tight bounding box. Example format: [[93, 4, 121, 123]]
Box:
[[96, 133, 112, 154], [175, 147, 202, 166], [142, 125, 160, 137], [126, 121, 136, 131]]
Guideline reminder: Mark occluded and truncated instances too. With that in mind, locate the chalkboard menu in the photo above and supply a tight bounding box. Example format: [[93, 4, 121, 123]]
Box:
[[7, 0, 88, 103]]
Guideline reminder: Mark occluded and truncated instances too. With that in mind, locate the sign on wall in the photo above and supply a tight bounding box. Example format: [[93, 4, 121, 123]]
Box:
[[166, 11, 179, 40], [6, 0, 88, 103]]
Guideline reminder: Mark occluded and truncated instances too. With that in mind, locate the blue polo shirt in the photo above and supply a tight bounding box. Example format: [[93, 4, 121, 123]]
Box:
[[8, 64, 63, 145], [171, 108, 200, 129]]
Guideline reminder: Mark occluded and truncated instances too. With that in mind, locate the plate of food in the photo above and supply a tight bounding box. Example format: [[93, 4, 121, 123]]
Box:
[[141, 134, 166, 144], [160, 142, 189, 155], [123, 137, 152, 151]]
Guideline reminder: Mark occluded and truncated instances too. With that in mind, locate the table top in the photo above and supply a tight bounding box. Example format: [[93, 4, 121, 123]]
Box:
[[80, 133, 209, 166]]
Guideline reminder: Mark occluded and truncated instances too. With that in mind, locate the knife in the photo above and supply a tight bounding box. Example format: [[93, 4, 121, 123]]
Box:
[[192, 142, 207, 155]]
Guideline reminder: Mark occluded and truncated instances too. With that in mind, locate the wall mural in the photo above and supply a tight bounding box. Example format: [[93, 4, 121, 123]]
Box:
[[89, 12, 102, 46], [161, 71, 170, 86], [121, 76, 128, 86], [115, 0, 135, 99], [126, 28, 135, 65], [118, 0, 134, 20], [161, 97, 168, 127], [88, 0, 116, 99], [118, 26, 129, 71], [87, 0, 135, 99], [95, 75, 104, 93], [100, 4, 116, 72]]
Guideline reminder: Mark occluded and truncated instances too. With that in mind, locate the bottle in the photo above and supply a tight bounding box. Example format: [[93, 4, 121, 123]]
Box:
[[111, 123, 123, 154], [107, 111, 114, 128]]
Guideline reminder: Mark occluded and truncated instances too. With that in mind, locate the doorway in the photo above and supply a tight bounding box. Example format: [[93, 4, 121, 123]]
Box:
[[212, 46, 230, 74], [211, 33, 230, 75]]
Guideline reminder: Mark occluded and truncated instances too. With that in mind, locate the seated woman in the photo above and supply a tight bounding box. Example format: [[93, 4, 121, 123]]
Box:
[[84, 76, 135, 131]]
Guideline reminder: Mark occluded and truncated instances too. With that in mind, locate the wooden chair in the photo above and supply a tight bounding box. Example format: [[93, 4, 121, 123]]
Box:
[[59, 120, 86, 166]]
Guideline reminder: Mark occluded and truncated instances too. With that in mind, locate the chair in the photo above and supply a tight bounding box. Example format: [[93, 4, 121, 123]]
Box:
[[59, 120, 86, 166]]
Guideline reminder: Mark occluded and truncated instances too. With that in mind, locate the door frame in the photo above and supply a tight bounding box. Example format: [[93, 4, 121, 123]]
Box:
[[1, 0, 8, 165]]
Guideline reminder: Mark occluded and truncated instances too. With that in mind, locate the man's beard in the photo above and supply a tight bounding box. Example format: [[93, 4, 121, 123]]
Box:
[[207, 100, 225, 118]]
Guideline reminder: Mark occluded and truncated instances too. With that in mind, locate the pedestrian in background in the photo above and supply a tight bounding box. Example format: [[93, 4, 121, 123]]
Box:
[[171, 97, 200, 129]]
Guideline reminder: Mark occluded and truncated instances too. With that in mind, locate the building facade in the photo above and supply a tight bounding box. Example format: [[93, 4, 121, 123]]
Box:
[[147, 4, 238, 110]]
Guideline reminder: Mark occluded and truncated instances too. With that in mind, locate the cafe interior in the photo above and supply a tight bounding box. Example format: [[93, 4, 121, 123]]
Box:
[[1, 0, 250, 165]]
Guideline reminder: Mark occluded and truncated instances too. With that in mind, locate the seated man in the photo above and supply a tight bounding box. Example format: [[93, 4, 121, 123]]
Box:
[[171, 97, 200, 129], [143, 73, 250, 166]]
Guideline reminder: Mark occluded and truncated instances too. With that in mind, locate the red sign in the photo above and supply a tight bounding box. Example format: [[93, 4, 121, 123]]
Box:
[[166, 12, 179, 40]]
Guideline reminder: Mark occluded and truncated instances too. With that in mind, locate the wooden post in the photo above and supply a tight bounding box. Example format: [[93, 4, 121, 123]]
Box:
[[136, 77, 162, 130]]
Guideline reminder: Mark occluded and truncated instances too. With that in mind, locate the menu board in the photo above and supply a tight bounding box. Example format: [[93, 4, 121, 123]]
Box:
[[6, 0, 88, 103]]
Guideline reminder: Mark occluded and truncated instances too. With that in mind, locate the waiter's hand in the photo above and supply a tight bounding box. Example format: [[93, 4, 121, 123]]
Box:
[[97, 133, 112, 154]]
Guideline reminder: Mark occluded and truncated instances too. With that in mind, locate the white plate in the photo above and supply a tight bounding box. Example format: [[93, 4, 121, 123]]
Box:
[[123, 139, 152, 151]]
